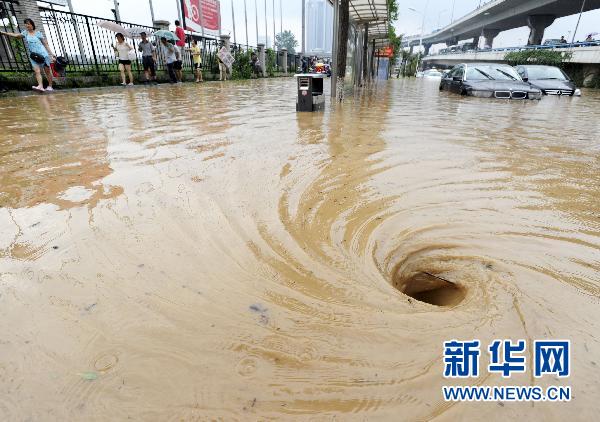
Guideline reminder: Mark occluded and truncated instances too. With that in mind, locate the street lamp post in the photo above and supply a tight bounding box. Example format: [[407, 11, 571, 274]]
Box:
[[571, 0, 587, 44], [244, 0, 249, 48], [113, 0, 121, 21], [231, 0, 237, 45], [408, 0, 429, 51], [255, 0, 259, 46], [148, 0, 155, 24]]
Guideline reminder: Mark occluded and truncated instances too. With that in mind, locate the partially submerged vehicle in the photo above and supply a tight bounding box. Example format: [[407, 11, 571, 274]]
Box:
[[515, 65, 581, 96], [439, 63, 542, 100], [423, 69, 443, 78]]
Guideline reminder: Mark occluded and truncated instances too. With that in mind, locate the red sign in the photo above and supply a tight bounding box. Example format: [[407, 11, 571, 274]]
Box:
[[183, 0, 221, 32], [375, 47, 394, 58]]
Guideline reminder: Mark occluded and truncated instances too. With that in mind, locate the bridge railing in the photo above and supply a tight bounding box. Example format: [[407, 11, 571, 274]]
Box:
[[430, 40, 600, 56]]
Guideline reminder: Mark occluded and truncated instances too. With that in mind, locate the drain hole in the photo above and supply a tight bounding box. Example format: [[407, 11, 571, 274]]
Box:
[[394, 272, 466, 307]]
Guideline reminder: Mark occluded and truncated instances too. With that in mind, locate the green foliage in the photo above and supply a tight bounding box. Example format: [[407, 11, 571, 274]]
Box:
[[266, 48, 276, 77], [387, 0, 399, 21], [400, 51, 420, 77], [10, 37, 29, 65], [231, 50, 253, 80], [504, 50, 572, 67], [387, 1, 400, 62], [275, 30, 298, 55], [388, 26, 402, 63]]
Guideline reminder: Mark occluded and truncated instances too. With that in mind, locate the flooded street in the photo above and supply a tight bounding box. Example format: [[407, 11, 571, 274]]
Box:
[[1, 78, 599, 420]]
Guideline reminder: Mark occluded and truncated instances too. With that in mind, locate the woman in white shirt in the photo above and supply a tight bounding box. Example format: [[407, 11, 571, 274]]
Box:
[[113, 33, 134, 86]]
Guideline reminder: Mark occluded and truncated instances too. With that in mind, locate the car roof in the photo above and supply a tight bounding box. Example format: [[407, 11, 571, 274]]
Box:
[[454, 63, 513, 67], [517, 64, 557, 68]]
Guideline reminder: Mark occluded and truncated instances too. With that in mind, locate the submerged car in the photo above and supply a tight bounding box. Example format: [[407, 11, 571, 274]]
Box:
[[439, 63, 542, 100], [515, 65, 581, 96], [423, 69, 443, 79]]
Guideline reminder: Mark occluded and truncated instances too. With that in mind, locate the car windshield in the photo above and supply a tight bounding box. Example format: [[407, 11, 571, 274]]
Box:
[[466, 65, 521, 81], [524, 66, 568, 80]]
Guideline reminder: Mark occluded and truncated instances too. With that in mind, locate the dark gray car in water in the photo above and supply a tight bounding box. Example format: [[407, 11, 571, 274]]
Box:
[[440, 63, 542, 100], [515, 65, 581, 96]]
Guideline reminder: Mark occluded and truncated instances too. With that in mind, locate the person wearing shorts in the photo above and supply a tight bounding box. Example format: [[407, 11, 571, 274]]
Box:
[[114, 33, 134, 86], [0, 18, 55, 92], [188, 39, 203, 82], [173, 44, 183, 83], [138, 32, 156, 84]]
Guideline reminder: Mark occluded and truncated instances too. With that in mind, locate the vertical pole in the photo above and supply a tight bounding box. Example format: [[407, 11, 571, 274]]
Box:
[[218, 0, 222, 37], [199, 0, 205, 38], [264, 0, 268, 47], [176, 0, 182, 24], [231, 0, 237, 45], [272, 0, 276, 49], [279, 0, 282, 35], [571, 0, 587, 44], [66, 0, 85, 62], [148, 0, 156, 24], [244, 0, 249, 48], [362, 22, 368, 85], [49, 5, 66, 57], [113, 0, 121, 21], [255, 0, 259, 47], [301, 0, 305, 55], [331, 0, 339, 97], [180, 0, 187, 30], [450, 0, 456, 23], [84, 16, 100, 76]]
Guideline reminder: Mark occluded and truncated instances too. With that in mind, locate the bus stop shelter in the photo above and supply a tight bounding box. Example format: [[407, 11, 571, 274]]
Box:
[[330, 0, 390, 95]]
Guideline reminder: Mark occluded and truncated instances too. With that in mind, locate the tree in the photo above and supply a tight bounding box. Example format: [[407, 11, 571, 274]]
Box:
[[275, 30, 299, 54], [336, 0, 349, 101]]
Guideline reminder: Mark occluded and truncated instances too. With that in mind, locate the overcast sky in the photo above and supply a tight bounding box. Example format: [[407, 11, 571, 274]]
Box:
[[51, 0, 599, 50]]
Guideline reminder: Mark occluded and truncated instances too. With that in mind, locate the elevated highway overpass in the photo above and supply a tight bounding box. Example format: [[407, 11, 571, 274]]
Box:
[[401, 0, 600, 54]]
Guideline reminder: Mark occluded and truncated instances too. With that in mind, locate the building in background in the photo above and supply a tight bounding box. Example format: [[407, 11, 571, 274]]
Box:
[[306, 0, 332, 56]]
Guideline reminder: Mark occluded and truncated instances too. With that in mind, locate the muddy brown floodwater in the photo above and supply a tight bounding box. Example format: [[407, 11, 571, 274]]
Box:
[[0, 78, 599, 420]]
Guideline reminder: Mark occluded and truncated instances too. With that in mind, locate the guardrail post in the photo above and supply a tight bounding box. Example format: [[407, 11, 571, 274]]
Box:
[[84, 16, 100, 76]]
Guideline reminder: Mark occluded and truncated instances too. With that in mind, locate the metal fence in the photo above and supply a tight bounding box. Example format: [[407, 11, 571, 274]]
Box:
[[1, 4, 262, 77], [0, 0, 30, 72]]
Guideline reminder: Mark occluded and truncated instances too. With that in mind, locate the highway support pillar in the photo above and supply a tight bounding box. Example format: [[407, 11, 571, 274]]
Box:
[[527, 15, 556, 46], [482, 29, 500, 49]]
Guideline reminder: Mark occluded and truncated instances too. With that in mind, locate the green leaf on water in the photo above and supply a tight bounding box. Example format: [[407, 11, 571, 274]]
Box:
[[79, 371, 98, 381]]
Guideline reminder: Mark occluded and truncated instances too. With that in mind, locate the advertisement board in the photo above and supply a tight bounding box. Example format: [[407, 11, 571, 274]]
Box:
[[183, 0, 221, 33]]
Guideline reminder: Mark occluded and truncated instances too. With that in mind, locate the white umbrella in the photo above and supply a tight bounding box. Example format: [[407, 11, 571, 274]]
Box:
[[96, 20, 131, 37], [128, 27, 154, 38]]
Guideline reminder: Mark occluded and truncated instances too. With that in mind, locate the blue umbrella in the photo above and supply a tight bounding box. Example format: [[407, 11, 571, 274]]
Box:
[[154, 30, 179, 42]]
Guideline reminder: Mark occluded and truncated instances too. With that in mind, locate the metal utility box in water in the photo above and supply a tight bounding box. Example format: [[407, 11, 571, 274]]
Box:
[[295, 74, 326, 112]]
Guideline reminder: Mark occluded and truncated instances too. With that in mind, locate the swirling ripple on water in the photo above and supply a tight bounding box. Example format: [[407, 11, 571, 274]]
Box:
[[0, 79, 599, 420]]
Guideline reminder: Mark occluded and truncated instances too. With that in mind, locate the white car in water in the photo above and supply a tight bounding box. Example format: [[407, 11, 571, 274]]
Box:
[[423, 69, 443, 79], [417, 69, 443, 79]]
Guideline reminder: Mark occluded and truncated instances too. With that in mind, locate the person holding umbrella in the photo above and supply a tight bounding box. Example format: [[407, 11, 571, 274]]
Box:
[[159, 37, 178, 84], [0, 18, 56, 92], [114, 33, 134, 86]]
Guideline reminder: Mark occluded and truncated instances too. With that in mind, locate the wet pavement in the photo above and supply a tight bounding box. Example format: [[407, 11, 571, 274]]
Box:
[[0, 78, 599, 419]]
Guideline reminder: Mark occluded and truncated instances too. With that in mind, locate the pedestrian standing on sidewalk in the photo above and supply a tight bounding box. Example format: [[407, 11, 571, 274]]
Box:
[[138, 32, 157, 84], [114, 33, 134, 86], [159, 37, 177, 83], [0, 18, 56, 92], [173, 43, 183, 83], [187, 39, 203, 82]]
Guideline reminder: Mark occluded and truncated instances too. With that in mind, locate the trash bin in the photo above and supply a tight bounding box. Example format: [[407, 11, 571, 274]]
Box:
[[295, 73, 326, 112]]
